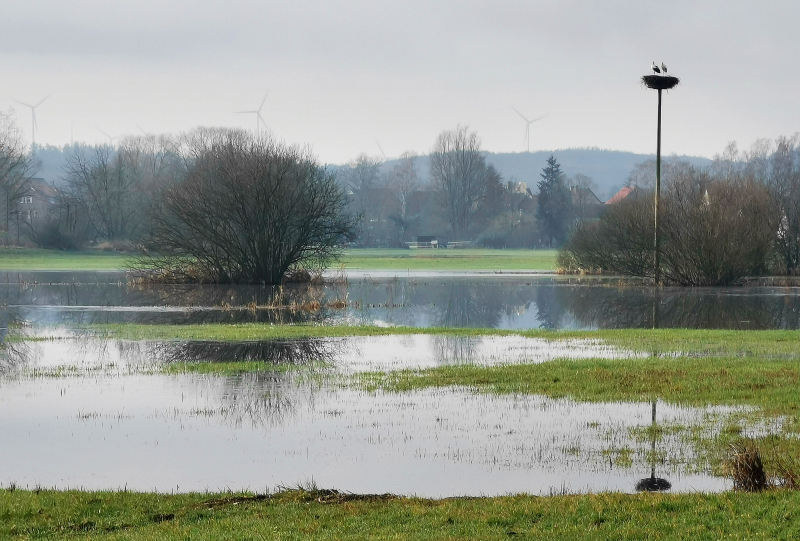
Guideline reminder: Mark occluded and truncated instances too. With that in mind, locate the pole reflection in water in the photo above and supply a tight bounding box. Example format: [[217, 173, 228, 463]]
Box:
[[635, 401, 672, 492]]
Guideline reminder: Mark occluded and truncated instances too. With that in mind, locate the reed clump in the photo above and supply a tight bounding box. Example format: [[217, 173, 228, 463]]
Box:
[[724, 438, 800, 491]]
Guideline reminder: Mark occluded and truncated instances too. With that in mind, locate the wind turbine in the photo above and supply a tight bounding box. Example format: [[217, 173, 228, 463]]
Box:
[[14, 94, 51, 150], [235, 92, 269, 135], [97, 127, 119, 145], [511, 107, 547, 153], [375, 140, 387, 160]]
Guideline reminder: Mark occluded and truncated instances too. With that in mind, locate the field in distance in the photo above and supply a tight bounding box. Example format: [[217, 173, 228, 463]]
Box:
[[0, 247, 558, 272]]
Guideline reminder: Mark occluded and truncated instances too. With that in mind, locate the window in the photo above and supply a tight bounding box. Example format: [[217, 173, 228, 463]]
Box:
[[18, 196, 33, 204]]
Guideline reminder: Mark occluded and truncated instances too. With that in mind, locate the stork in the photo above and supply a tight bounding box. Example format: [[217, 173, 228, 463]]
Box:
[[651, 61, 661, 74], [661, 62, 668, 74]]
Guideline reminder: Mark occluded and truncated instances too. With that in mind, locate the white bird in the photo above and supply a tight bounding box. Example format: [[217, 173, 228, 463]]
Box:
[[661, 62, 668, 74], [651, 61, 661, 74]]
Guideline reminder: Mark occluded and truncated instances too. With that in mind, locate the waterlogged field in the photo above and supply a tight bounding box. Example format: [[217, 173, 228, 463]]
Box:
[[3, 267, 800, 538]]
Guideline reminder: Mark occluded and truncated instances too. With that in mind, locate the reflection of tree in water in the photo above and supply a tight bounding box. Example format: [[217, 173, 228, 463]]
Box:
[[557, 285, 800, 330], [535, 286, 566, 329], [167, 339, 339, 428], [4, 275, 351, 326], [158, 338, 337, 366], [432, 283, 504, 328], [431, 335, 478, 365], [213, 371, 318, 429]]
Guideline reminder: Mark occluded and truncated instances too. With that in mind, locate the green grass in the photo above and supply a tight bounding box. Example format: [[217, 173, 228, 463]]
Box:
[[0, 247, 558, 272], [339, 248, 558, 271], [0, 247, 131, 270], [3, 487, 800, 540], [356, 355, 800, 418]]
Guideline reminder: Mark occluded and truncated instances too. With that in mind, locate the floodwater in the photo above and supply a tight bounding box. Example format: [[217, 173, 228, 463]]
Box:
[[3, 270, 800, 330], [1, 334, 747, 496], [1, 270, 797, 496]]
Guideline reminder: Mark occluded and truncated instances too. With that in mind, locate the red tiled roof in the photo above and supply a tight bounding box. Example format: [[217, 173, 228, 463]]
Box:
[[606, 186, 634, 205]]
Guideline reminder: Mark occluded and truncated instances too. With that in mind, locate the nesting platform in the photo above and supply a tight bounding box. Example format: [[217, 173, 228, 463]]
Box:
[[641, 75, 680, 90]]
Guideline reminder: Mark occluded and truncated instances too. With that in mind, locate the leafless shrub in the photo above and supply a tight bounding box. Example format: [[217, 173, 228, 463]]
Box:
[[560, 167, 777, 285], [135, 129, 356, 284]]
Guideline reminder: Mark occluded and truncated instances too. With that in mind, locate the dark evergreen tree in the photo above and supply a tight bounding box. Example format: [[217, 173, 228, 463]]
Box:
[[536, 155, 572, 247]]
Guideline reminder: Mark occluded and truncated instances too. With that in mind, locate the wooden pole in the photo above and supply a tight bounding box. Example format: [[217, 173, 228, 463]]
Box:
[[654, 88, 662, 285]]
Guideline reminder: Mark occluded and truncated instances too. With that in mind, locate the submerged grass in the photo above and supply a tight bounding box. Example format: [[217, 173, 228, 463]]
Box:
[[3, 488, 800, 540], [63, 325, 800, 358]]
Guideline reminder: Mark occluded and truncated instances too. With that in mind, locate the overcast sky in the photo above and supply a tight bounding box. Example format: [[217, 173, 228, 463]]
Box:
[[2, 0, 798, 164]]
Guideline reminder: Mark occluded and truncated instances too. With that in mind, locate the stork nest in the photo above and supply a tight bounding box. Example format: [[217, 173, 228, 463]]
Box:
[[641, 75, 680, 90]]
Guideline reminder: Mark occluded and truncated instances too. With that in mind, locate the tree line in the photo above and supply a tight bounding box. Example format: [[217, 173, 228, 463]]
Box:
[[559, 135, 800, 284], [1, 120, 590, 254]]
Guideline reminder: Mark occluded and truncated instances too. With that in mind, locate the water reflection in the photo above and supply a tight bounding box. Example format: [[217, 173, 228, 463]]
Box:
[[3, 272, 800, 330], [635, 401, 672, 492], [160, 339, 335, 366]]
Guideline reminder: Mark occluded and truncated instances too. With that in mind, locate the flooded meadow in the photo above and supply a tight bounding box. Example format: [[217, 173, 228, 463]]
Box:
[[2, 270, 800, 496]]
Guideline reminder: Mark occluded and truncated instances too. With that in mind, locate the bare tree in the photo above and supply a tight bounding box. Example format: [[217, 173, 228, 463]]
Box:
[[561, 166, 777, 285], [387, 151, 418, 243], [0, 110, 37, 244], [62, 144, 146, 241], [768, 134, 800, 273], [626, 158, 693, 191], [342, 153, 382, 244], [142, 129, 356, 284], [429, 126, 490, 239]]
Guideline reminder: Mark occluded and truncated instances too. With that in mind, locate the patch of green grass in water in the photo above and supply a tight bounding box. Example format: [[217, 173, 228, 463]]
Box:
[[355, 356, 800, 417], [62, 325, 800, 358], [3, 488, 800, 540]]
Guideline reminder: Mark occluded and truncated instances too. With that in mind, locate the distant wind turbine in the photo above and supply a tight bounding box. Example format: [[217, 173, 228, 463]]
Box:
[[97, 127, 120, 145], [235, 92, 269, 135], [375, 140, 387, 160], [14, 94, 51, 150], [511, 107, 547, 153]]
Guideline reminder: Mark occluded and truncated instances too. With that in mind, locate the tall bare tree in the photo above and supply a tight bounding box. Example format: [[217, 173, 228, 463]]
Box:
[[768, 134, 800, 273], [342, 153, 382, 244], [0, 111, 37, 244], [387, 151, 418, 243], [62, 144, 145, 241], [429, 126, 490, 239]]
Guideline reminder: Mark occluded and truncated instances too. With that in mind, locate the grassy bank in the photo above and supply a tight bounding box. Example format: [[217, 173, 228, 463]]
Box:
[[3, 487, 800, 540], [0, 247, 558, 272]]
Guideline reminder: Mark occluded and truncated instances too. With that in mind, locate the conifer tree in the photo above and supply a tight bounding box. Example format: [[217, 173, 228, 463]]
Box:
[[536, 155, 572, 247]]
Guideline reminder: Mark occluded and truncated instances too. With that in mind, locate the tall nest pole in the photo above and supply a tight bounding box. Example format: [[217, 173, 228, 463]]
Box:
[[641, 74, 679, 285]]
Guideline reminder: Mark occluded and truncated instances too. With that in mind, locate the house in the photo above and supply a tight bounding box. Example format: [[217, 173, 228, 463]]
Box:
[[571, 185, 605, 221], [16, 177, 59, 225]]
